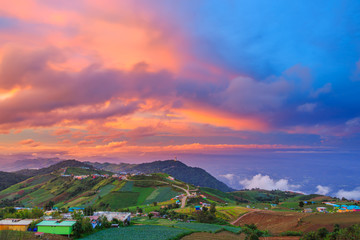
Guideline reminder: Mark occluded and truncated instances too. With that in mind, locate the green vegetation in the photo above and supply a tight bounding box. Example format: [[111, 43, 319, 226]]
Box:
[[119, 181, 134, 192], [0, 230, 35, 240], [0, 207, 44, 219], [301, 224, 360, 240], [174, 222, 241, 233], [0, 171, 28, 192], [95, 192, 139, 209], [80, 225, 190, 240], [65, 167, 113, 176], [144, 187, 180, 205]]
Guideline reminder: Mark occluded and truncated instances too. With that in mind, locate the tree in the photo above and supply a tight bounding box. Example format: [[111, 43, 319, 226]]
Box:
[[45, 201, 55, 210], [84, 206, 94, 216], [99, 216, 111, 228], [316, 227, 329, 239], [137, 207, 143, 214], [210, 203, 216, 214], [299, 201, 304, 208], [148, 213, 154, 219]]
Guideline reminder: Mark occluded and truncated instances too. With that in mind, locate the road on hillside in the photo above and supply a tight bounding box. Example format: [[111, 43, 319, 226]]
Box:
[[171, 184, 190, 208], [156, 181, 190, 208], [132, 179, 191, 208]]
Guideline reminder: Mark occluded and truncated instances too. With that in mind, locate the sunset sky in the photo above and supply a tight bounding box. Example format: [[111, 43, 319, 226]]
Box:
[[0, 0, 360, 166]]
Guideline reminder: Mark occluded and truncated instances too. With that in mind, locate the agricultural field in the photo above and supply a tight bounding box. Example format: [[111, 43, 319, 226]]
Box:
[[0, 230, 69, 240], [80, 225, 190, 240], [216, 206, 249, 221], [232, 210, 309, 234], [132, 186, 155, 205], [175, 206, 248, 222], [174, 222, 241, 233], [232, 209, 360, 234], [143, 187, 180, 205], [199, 187, 236, 204], [132, 217, 178, 226], [64, 167, 112, 176], [81, 220, 242, 240], [119, 181, 134, 192], [298, 212, 360, 232], [181, 231, 247, 240], [94, 192, 139, 209]]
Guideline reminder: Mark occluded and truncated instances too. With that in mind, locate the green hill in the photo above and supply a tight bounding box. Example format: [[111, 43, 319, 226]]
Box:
[[0, 169, 188, 210], [89, 160, 235, 192], [0, 171, 28, 191]]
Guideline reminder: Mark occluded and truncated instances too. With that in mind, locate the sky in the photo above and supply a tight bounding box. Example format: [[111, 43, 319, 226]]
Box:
[[0, 1, 360, 196]]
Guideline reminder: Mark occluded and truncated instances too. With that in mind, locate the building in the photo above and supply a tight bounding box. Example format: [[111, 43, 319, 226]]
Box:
[[149, 212, 161, 217], [93, 212, 131, 224], [303, 208, 312, 213], [87, 216, 100, 228], [0, 219, 33, 231], [317, 207, 327, 212], [36, 220, 76, 237]]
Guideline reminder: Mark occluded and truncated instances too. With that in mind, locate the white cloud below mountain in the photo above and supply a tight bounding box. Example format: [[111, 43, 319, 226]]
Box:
[[239, 174, 300, 191]]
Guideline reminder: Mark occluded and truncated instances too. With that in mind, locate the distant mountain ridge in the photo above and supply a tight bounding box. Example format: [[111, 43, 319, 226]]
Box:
[[88, 160, 235, 192], [15, 160, 93, 177], [0, 157, 63, 172]]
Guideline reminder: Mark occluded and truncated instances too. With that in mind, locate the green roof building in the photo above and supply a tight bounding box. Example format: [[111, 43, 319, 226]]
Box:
[[36, 220, 76, 237]]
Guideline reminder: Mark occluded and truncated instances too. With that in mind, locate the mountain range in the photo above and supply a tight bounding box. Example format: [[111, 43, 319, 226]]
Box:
[[0, 159, 233, 192]]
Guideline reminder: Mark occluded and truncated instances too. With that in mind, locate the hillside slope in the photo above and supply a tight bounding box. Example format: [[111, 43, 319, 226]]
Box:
[[15, 160, 93, 177], [0, 170, 184, 210], [0, 171, 28, 191], [90, 160, 235, 192]]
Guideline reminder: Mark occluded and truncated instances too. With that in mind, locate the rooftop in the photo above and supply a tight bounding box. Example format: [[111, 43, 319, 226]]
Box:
[[0, 219, 34, 226], [36, 220, 76, 227]]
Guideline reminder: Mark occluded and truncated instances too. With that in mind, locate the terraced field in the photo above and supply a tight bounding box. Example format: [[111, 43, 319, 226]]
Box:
[[80, 225, 190, 240], [119, 181, 134, 192], [181, 231, 246, 240], [81, 221, 242, 240], [174, 222, 241, 233], [94, 191, 139, 209], [143, 187, 180, 204], [216, 206, 249, 221]]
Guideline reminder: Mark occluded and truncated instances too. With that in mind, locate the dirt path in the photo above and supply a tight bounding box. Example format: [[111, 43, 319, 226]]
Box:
[[156, 181, 190, 208], [167, 183, 190, 208]]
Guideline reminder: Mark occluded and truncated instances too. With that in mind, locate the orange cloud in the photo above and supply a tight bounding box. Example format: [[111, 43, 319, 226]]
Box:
[[178, 106, 267, 131], [18, 139, 41, 147]]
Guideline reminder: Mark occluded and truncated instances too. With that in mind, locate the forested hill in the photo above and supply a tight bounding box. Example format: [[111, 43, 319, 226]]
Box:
[[90, 160, 235, 192], [0, 171, 28, 191]]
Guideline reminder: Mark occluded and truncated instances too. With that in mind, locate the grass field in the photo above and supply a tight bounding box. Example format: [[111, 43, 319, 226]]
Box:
[[175, 206, 248, 222], [95, 191, 139, 209], [64, 167, 112, 176], [302, 212, 360, 226], [120, 181, 134, 192], [143, 187, 180, 204], [174, 222, 241, 233], [80, 225, 190, 240], [81, 220, 242, 240], [216, 206, 249, 221], [132, 186, 155, 205], [181, 231, 246, 240], [132, 217, 241, 233]]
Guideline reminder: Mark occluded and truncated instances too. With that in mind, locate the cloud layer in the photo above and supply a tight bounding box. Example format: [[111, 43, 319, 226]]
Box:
[[240, 174, 300, 191], [0, 0, 359, 162]]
